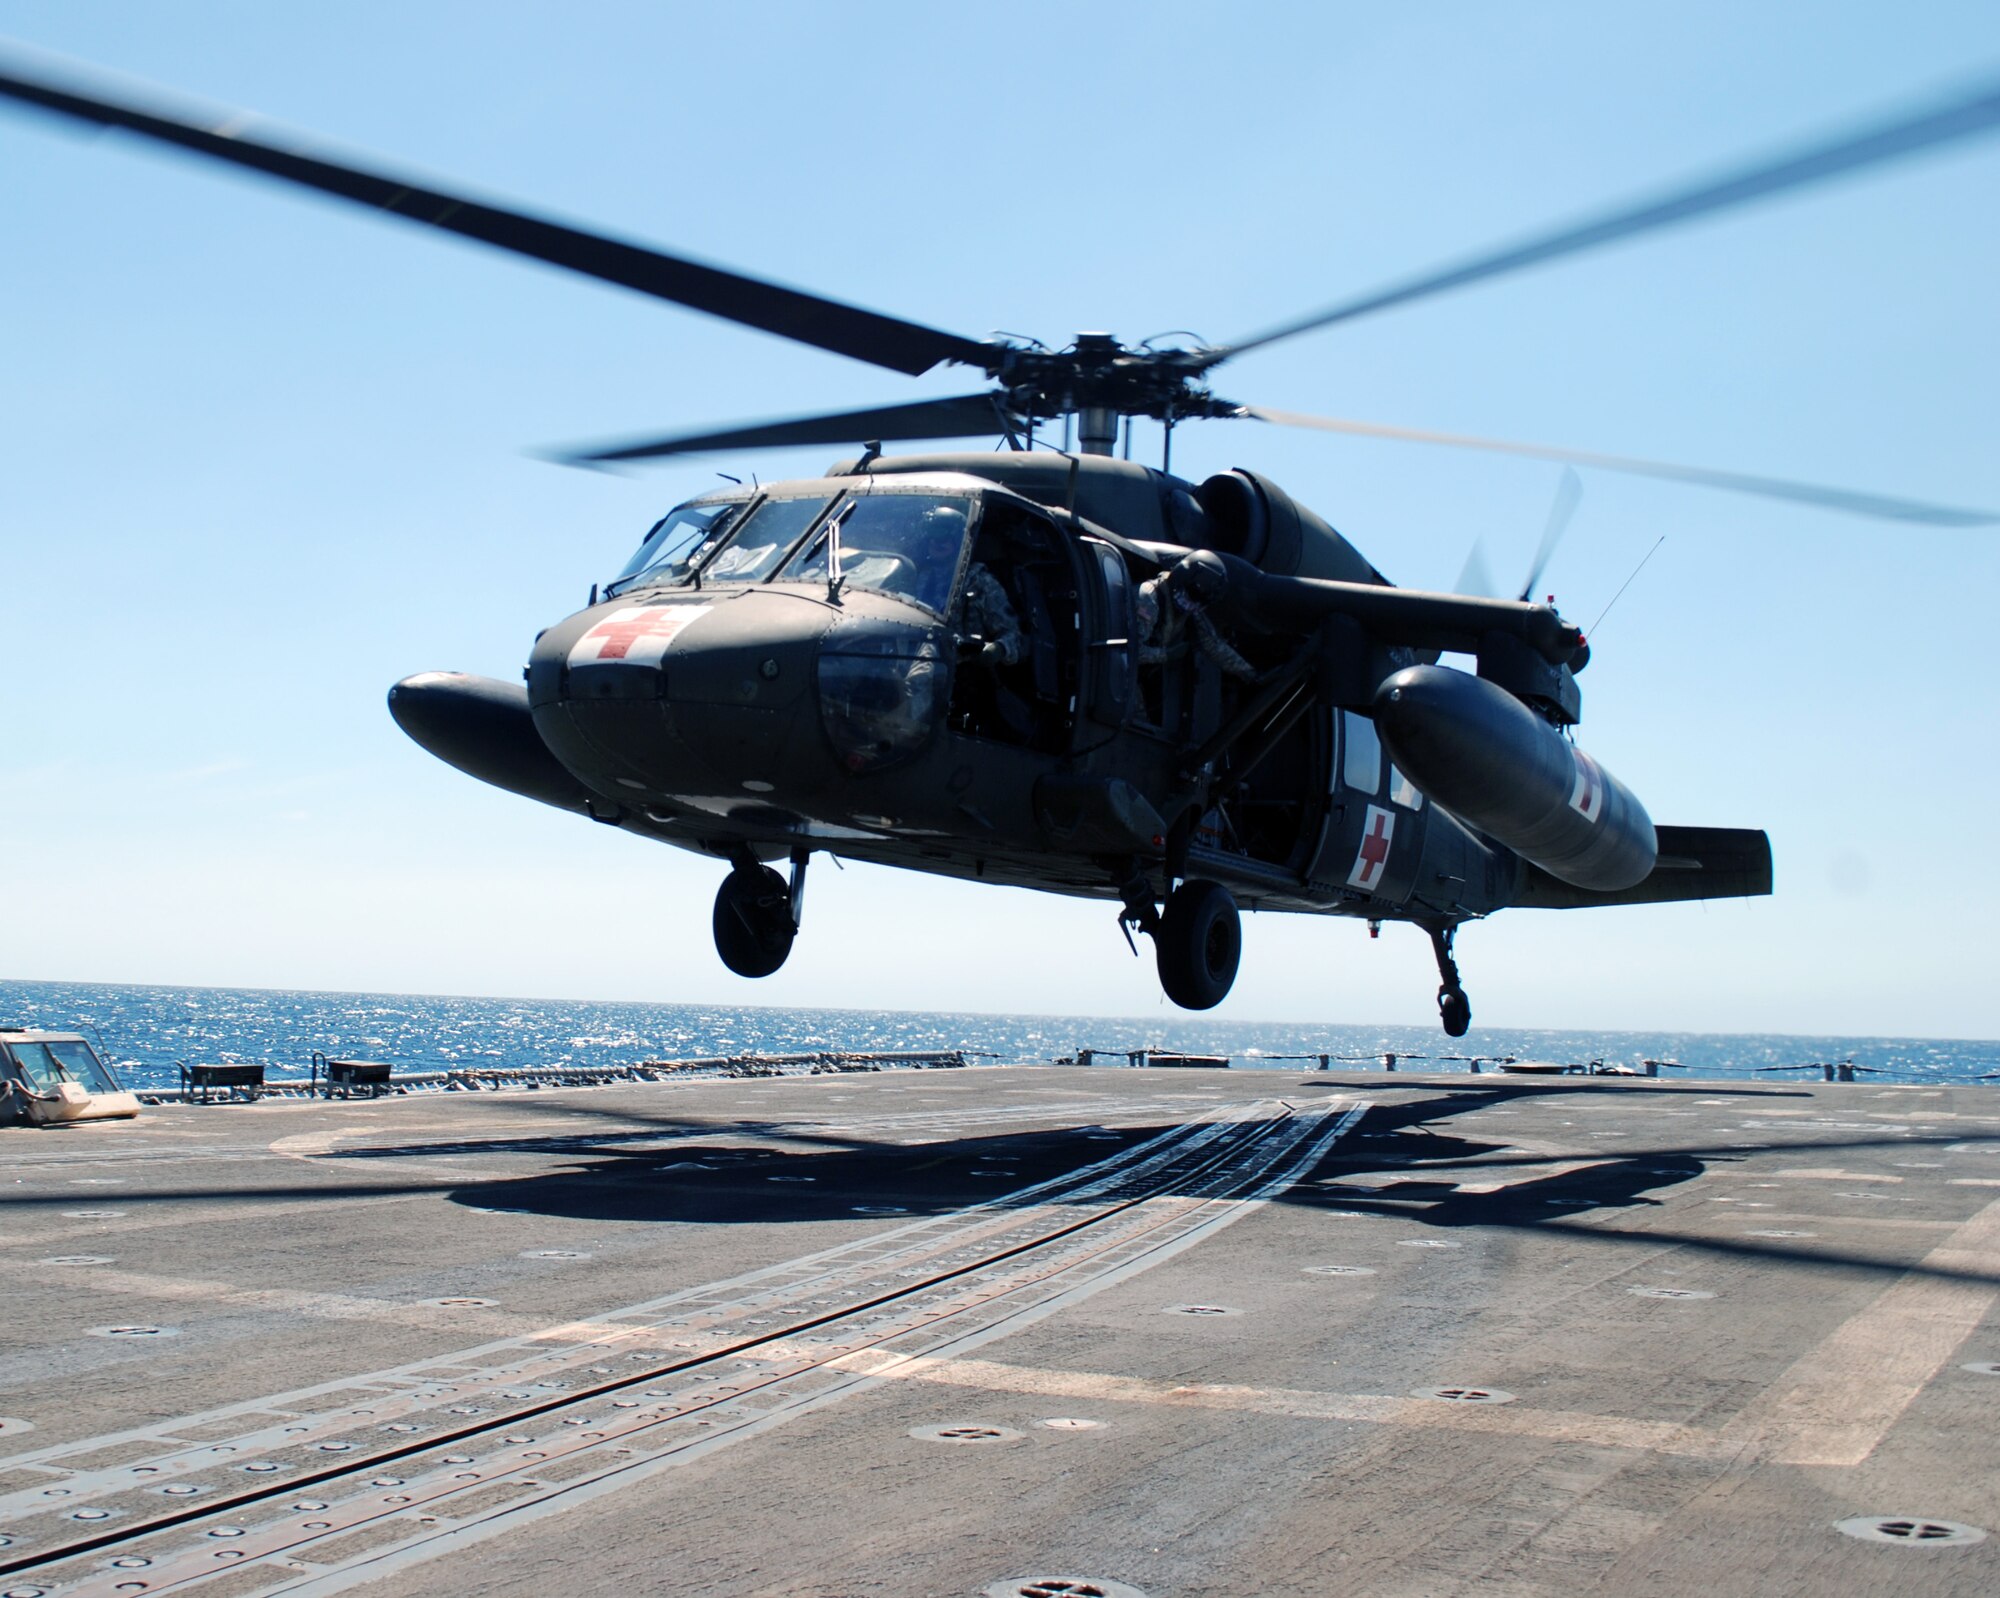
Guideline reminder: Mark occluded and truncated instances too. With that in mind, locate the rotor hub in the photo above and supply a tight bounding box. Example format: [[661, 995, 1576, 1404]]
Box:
[[991, 333, 1234, 430]]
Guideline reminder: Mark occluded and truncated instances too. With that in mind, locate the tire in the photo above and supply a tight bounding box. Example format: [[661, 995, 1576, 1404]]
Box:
[[1438, 987, 1472, 1038], [1155, 879, 1241, 1010], [713, 865, 796, 978]]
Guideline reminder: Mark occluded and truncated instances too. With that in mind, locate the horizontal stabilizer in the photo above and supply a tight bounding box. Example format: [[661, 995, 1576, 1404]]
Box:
[[1513, 825, 1772, 909]]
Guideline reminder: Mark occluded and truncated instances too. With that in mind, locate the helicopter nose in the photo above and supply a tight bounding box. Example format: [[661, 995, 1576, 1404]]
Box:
[[528, 592, 835, 797]]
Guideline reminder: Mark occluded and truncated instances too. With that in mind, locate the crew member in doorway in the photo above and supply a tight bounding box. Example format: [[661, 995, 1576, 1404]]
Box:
[[1135, 555, 1254, 679]]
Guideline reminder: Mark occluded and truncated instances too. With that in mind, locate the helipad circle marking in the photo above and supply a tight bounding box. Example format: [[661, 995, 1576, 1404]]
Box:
[[518, 1250, 591, 1259], [61, 1209, 125, 1219], [1630, 1286, 1716, 1300], [1040, 1417, 1103, 1430], [425, 1296, 496, 1308], [89, 1325, 178, 1339], [42, 1255, 115, 1266], [1303, 1265, 1377, 1276], [986, 1580, 1148, 1598]]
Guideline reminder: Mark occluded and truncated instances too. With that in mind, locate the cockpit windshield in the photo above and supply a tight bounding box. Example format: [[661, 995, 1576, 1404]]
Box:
[[779, 494, 971, 615], [608, 500, 744, 595], [608, 494, 838, 596], [701, 496, 831, 584]]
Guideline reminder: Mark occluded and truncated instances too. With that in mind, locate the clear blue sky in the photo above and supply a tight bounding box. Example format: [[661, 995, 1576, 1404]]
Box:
[[2, 2, 1996, 1038]]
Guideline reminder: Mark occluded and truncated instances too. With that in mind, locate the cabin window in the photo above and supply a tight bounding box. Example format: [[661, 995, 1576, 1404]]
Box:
[[1085, 540, 1133, 726], [1388, 764, 1423, 809], [1341, 710, 1381, 793]]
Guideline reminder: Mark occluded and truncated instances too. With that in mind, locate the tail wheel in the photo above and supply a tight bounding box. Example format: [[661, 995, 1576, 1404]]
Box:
[[1438, 987, 1472, 1038], [1156, 879, 1241, 1010], [713, 864, 796, 978]]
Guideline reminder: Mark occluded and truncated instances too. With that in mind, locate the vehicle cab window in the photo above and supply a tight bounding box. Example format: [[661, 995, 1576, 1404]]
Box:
[[7, 1040, 117, 1094]]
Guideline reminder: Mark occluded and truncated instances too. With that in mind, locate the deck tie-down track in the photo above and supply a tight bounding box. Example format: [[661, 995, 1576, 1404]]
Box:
[[1, 1097, 1361, 1596]]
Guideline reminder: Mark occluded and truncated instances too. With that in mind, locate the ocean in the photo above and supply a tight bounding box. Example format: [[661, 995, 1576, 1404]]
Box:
[[2, 978, 1995, 1093]]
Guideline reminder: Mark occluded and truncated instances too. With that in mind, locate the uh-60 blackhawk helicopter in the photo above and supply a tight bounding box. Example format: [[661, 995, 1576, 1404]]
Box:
[[6, 53, 1997, 1033]]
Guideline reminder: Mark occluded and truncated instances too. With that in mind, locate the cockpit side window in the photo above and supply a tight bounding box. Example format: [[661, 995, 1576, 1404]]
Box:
[[779, 495, 972, 615], [609, 500, 745, 595]]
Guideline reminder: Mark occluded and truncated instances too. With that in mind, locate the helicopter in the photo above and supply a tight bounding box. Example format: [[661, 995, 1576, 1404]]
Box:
[[4, 52, 1996, 1035]]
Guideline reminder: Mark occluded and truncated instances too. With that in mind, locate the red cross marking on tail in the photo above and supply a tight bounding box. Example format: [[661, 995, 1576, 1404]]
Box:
[[1569, 751, 1605, 824]]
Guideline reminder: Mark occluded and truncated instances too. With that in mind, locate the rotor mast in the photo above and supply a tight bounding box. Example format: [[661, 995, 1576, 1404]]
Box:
[[1069, 334, 1124, 456]]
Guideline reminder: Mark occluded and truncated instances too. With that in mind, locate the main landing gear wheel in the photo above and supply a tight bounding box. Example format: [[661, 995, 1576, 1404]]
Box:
[[713, 863, 795, 978], [1156, 879, 1242, 1011]]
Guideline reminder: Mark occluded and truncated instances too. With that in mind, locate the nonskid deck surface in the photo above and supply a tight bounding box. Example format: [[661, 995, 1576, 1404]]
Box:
[[1, 1066, 1996, 1597]]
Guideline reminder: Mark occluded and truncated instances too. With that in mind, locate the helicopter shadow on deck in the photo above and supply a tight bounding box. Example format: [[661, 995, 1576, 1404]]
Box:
[[373, 1075, 2000, 1288], [1269, 1076, 2000, 1285], [433, 1118, 1169, 1228]]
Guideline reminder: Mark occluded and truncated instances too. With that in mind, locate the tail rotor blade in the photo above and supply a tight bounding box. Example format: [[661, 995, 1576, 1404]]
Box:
[[1454, 537, 1498, 598], [1519, 467, 1582, 601]]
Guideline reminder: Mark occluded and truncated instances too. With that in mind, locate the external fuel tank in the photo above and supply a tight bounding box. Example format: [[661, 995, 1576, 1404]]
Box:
[[1373, 664, 1655, 891]]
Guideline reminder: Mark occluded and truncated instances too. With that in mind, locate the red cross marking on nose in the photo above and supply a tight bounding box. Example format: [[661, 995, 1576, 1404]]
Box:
[[582, 609, 687, 661]]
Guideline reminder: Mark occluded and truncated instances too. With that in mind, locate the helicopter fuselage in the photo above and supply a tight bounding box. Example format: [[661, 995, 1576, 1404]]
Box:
[[391, 451, 1755, 1001]]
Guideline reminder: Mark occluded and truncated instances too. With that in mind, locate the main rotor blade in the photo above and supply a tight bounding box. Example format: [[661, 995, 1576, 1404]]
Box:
[[1241, 406, 2000, 527], [0, 49, 994, 378], [1208, 75, 2000, 365], [551, 392, 1020, 466]]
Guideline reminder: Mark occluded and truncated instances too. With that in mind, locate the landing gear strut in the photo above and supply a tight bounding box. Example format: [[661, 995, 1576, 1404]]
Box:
[[713, 847, 807, 978], [1427, 922, 1471, 1038], [1127, 876, 1242, 1011]]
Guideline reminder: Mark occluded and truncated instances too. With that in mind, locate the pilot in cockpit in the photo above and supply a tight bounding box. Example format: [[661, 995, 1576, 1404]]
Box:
[[921, 509, 1022, 666]]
